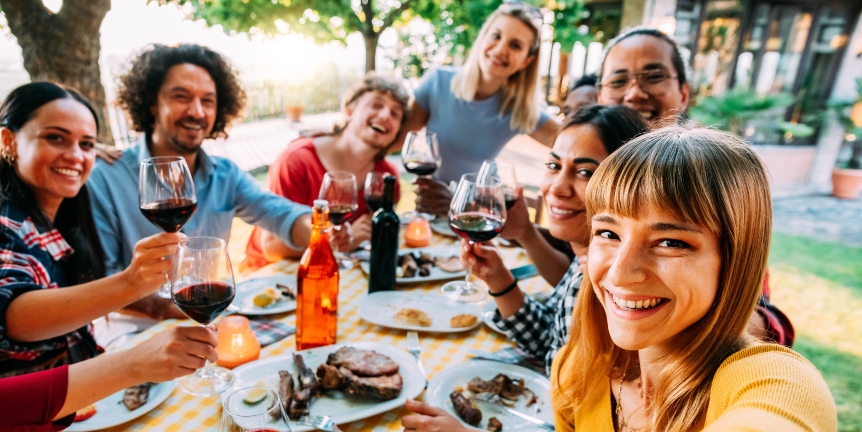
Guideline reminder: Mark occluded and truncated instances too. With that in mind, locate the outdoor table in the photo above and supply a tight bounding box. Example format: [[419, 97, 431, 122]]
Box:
[[104, 232, 552, 431]]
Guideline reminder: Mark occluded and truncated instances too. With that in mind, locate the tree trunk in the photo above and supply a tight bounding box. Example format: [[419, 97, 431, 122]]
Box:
[[0, 0, 113, 145], [364, 32, 380, 72]]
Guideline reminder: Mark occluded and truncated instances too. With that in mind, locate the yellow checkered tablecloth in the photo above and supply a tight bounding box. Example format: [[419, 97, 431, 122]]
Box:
[[105, 234, 551, 431]]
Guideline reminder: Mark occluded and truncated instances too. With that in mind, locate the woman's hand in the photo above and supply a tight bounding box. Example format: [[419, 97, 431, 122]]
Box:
[[460, 239, 513, 290], [126, 326, 218, 383], [413, 177, 452, 217], [95, 143, 123, 164], [120, 232, 186, 297], [499, 186, 533, 243], [402, 399, 472, 432], [329, 222, 354, 253]]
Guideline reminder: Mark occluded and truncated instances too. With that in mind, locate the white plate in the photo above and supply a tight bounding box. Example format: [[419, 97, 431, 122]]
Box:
[[233, 275, 297, 315], [359, 246, 465, 284], [481, 301, 506, 335], [430, 218, 457, 237], [65, 381, 176, 431], [358, 292, 482, 333], [227, 341, 424, 432], [426, 360, 553, 431]]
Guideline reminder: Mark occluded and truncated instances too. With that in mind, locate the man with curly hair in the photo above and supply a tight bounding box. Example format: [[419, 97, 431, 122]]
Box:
[[87, 44, 317, 320]]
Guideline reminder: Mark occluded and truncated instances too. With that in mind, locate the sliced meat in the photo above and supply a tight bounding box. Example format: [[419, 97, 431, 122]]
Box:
[[467, 374, 526, 401], [326, 346, 399, 377], [487, 417, 503, 431], [270, 370, 294, 419], [290, 387, 312, 420], [450, 391, 482, 426], [316, 363, 345, 390], [122, 383, 151, 411], [339, 367, 402, 400]]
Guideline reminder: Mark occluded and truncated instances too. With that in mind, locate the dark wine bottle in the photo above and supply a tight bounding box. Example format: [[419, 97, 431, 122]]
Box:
[[368, 175, 399, 293]]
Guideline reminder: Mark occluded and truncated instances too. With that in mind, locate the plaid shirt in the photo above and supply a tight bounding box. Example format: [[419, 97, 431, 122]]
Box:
[[0, 203, 100, 378], [493, 258, 582, 374]]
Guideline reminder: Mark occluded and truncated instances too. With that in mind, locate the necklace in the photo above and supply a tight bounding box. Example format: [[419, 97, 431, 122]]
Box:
[[615, 371, 645, 432]]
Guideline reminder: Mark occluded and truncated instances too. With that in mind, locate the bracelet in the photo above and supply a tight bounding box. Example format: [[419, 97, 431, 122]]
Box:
[[489, 280, 519, 297]]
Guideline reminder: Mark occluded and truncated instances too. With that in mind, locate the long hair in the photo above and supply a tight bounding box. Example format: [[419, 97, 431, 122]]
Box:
[[451, 2, 543, 132], [553, 126, 771, 431], [559, 104, 648, 154], [117, 44, 246, 139], [0, 82, 106, 284]]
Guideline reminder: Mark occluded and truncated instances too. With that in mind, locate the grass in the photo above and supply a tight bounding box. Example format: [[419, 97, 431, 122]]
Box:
[[769, 232, 862, 431]]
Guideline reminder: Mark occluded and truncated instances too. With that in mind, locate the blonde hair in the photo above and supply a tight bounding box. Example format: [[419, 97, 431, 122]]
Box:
[[450, 3, 543, 132], [553, 126, 772, 431]]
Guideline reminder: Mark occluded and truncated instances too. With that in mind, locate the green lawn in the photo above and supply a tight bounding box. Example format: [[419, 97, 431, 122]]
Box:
[[769, 232, 862, 431]]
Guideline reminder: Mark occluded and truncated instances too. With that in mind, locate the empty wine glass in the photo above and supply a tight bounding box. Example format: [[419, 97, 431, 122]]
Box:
[[319, 171, 358, 269], [364, 171, 387, 214], [171, 237, 236, 396], [221, 386, 292, 431], [479, 160, 518, 209], [440, 174, 506, 302], [402, 131, 440, 178], [139, 156, 197, 298]]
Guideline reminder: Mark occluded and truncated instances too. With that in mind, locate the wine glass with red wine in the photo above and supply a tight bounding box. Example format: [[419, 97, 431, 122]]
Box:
[[139, 156, 197, 298], [364, 171, 387, 214], [402, 131, 440, 178], [171, 236, 236, 396], [479, 160, 519, 209], [319, 171, 358, 269], [221, 386, 292, 431], [440, 173, 506, 302]]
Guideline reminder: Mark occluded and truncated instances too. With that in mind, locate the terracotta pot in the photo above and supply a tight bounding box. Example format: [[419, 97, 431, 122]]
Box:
[[285, 105, 304, 122], [831, 168, 862, 199]]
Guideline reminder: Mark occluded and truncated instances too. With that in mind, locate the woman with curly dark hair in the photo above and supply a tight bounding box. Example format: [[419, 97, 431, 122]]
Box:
[[87, 44, 325, 322]]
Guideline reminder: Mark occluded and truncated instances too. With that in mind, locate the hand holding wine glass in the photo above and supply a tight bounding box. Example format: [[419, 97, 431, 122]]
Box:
[[139, 156, 197, 298], [440, 174, 506, 302], [319, 171, 358, 269], [171, 236, 236, 396]]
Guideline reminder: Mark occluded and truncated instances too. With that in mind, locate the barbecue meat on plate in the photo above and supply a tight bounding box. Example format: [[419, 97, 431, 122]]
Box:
[[315, 363, 403, 400], [122, 383, 151, 411], [326, 346, 399, 376]]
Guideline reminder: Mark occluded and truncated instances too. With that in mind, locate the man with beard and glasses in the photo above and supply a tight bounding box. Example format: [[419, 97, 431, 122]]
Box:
[[87, 44, 331, 320]]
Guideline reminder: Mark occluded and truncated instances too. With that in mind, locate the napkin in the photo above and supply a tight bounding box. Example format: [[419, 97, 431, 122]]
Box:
[[246, 317, 296, 347]]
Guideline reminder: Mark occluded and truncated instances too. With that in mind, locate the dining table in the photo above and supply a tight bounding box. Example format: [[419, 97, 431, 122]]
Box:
[[102, 230, 553, 431]]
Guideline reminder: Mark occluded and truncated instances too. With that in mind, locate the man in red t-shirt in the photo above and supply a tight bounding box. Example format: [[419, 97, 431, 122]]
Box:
[[244, 73, 409, 270]]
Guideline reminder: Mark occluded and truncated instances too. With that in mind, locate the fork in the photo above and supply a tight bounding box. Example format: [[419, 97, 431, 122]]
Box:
[[295, 415, 335, 431], [406, 331, 428, 387], [472, 395, 555, 431]]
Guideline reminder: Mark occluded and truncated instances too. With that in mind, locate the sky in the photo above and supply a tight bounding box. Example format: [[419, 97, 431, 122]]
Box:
[[0, 0, 370, 96]]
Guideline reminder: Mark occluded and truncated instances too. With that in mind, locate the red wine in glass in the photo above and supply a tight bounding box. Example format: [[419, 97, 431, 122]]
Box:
[[365, 195, 384, 213], [173, 281, 235, 325], [504, 193, 518, 210], [449, 212, 504, 242], [328, 204, 356, 226], [140, 198, 197, 232], [404, 161, 439, 177]]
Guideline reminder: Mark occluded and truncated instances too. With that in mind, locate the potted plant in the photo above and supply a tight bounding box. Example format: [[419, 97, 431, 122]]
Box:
[[285, 86, 307, 123], [829, 78, 862, 199]]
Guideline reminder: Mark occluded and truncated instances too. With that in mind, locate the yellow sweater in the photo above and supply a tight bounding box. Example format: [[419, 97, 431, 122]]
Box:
[[551, 344, 837, 431]]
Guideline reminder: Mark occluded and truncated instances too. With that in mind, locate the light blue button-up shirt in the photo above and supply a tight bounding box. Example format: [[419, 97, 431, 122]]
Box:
[[88, 136, 311, 275]]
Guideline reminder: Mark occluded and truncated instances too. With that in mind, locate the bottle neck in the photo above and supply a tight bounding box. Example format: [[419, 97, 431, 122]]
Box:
[[382, 178, 395, 212], [312, 206, 330, 232]]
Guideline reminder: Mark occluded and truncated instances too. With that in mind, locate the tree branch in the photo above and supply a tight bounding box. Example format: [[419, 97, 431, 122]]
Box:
[[0, 0, 50, 36], [57, 0, 111, 33], [381, 0, 417, 30], [360, 0, 375, 34]]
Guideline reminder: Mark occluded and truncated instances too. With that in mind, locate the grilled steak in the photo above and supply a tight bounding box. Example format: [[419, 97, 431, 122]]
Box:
[[270, 370, 294, 419], [326, 346, 399, 377], [122, 383, 151, 411], [468, 374, 526, 401], [451, 391, 482, 426], [339, 367, 402, 400], [316, 363, 345, 390], [487, 417, 503, 431]]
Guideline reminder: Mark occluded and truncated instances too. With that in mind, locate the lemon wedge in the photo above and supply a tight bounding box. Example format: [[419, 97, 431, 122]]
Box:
[[243, 386, 268, 405], [252, 291, 274, 308]]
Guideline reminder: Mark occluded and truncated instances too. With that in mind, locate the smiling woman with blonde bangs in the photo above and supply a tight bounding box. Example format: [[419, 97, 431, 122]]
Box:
[[552, 126, 836, 431]]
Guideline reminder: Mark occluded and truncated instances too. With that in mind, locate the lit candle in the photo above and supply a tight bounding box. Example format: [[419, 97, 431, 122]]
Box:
[[216, 316, 261, 369], [404, 216, 432, 248]]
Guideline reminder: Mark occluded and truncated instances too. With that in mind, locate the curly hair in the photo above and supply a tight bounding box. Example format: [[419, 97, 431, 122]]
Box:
[[332, 72, 411, 135], [116, 44, 246, 139]]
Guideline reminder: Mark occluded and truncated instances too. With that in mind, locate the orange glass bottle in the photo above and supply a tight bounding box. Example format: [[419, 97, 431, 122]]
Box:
[[296, 199, 339, 350]]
